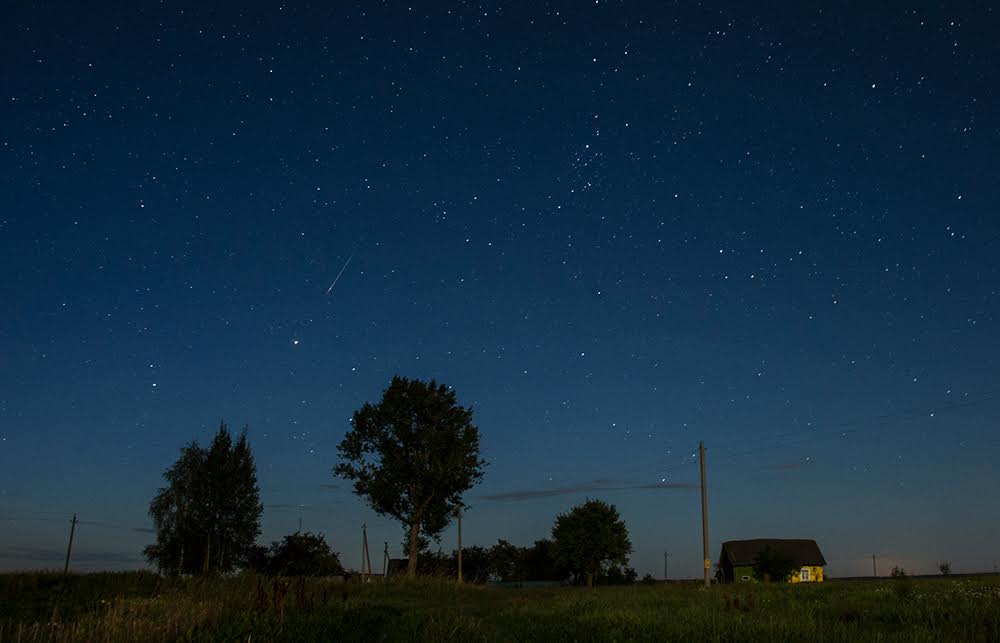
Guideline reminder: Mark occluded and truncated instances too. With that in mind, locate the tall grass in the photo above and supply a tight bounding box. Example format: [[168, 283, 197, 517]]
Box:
[[2, 572, 998, 641]]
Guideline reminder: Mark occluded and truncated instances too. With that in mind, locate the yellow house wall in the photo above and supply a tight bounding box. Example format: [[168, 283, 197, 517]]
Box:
[[788, 566, 824, 583]]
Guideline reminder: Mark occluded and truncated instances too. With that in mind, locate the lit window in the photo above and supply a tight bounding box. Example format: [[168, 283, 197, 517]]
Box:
[[741, 575, 750, 581], [800, 568, 810, 581]]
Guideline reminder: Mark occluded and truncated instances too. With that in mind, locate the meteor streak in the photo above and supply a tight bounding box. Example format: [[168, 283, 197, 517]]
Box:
[[325, 252, 354, 295]]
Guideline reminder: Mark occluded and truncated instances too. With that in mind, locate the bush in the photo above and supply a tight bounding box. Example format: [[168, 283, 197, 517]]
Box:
[[264, 532, 344, 577], [600, 565, 637, 586], [753, 546, 798, 583]]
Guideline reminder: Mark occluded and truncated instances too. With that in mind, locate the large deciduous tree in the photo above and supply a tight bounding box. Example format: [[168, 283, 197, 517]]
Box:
[[144, 422, 262, 575], [551, 499, 632, 587], [335, 376, 486, 576]]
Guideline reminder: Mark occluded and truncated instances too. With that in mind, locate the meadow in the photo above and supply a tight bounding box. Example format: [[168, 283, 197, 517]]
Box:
[[2, 572, 999, 642]]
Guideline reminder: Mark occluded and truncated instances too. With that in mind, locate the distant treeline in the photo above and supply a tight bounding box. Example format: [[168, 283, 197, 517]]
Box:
[[407, 539, 638, 586]]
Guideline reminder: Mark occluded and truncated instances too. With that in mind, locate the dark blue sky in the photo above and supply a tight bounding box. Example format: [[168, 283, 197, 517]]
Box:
[[2, 2, 998, 578]]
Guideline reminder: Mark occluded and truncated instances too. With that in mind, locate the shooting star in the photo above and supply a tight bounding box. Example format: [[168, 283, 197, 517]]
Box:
[[325, 252, 355, 295]]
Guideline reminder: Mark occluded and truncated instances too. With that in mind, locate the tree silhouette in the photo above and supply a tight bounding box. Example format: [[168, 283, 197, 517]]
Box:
[[523, 539, 571, 582], [144, 422, 262, 575], [335, 376, 486, 576], [551, 499, 632, 587], [266, 532, 344, 577], [488, 539, 525, 582], [753, 545, 798, 582]]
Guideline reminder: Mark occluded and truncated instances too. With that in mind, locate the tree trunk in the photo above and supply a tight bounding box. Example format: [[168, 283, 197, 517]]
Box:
[[586, 571, 594, 588], [407, 521, 420, 577]]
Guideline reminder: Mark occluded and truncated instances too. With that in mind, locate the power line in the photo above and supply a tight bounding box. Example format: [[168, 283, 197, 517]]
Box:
[[710, 387, 1000, 460], [473, 387, 1000, 506], [1, 513, 146, 533], [481, 387, 1000, 501]]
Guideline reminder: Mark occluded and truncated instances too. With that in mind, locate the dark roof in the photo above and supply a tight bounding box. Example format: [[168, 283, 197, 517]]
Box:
[[720, 539, 826, 567], [386, 558, 409, 575]]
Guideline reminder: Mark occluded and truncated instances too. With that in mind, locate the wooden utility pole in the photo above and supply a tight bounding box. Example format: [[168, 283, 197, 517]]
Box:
[[872, 554, 877, 578], [63, 514, 77, 574], [699, 441, 710, 588], [664, 550, 670, 581], [361, 524, 372, 581], [383, 542, 390, 578], [457, 506, 463, 584]]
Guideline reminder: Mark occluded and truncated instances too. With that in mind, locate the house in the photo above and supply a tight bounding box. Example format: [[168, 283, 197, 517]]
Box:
[[718, 539, 826, 583], [386, 558, 409, 577]]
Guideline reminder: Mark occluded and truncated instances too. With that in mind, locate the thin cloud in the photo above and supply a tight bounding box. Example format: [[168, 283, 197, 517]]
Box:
[[479, 486, 600, 502], [0, 546, 141, 565], [479, 480, 698, 502], [634, 482, 699, 490]]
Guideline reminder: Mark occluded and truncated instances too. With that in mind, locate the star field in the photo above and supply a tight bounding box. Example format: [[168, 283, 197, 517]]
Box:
[[1, 2, 999, 578]]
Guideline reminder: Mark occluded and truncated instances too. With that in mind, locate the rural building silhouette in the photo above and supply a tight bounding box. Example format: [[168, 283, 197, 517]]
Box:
[[718, 539, 827, 583]]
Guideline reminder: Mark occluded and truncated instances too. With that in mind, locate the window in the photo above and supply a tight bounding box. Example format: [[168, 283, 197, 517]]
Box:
[[741, 575, 751, 581], [800, 568, 810, 582]]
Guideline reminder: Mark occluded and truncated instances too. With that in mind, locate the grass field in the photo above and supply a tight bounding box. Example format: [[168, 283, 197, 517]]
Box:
[[2, 572, 999, 641]]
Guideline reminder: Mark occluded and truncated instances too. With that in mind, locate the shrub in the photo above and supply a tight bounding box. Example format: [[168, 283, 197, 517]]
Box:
[[753, 546, 798, 583], [265, 532, 344, 577]]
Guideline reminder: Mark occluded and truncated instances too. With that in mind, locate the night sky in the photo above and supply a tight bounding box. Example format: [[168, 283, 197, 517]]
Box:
[[2, 2, 999, 579]]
